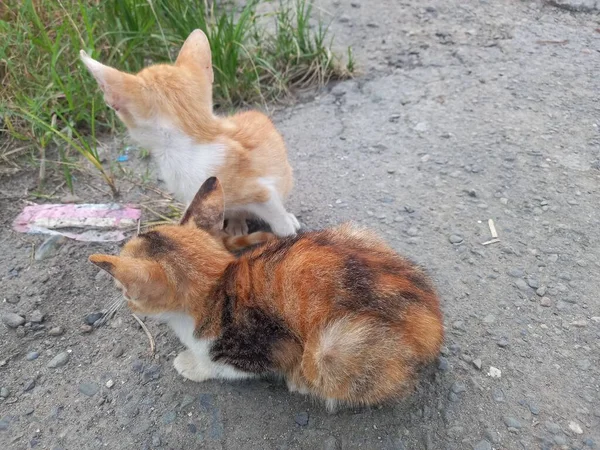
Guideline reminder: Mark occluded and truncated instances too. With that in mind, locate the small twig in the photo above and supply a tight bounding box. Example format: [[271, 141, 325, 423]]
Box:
[[536, 39, 569, 45], [140, 204, 176, 224], [136, 219, 141, 236], [488, 219, 498, 239], [131, 313, 155, 356], [482, 238, 500, 246]]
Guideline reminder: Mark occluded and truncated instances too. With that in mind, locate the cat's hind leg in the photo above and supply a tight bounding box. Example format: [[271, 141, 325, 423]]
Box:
[[174, 348, 255, 383]]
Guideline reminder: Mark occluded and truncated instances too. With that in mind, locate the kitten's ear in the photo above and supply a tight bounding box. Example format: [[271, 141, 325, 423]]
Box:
[[79, 50, 139, 113], [175, 29, 214, 83], [89, 254, 167, 299], [180, 177, 224, 232]]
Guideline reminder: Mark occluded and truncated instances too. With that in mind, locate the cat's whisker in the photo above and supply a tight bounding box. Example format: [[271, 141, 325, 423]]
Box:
[[96, 295, 126, 327]]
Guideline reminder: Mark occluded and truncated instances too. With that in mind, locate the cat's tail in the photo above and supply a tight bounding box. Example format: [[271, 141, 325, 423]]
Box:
[[222, 231, 274, 252], [301, 315, 415, 410]]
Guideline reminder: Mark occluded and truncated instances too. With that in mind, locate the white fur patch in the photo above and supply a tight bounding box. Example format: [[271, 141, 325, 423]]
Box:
[[154, 312, 253, 382], [129, 118, 225, 204]]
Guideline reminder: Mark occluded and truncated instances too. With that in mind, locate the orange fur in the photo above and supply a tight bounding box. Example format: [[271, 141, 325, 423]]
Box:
[[80, 30, 298, 236], [89, 178, 444, 410]]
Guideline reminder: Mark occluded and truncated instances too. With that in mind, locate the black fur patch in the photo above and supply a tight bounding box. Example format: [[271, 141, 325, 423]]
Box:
[[406, 270, 434, 293], [139, 231, 176, 256], [210, 307, 295, 374]]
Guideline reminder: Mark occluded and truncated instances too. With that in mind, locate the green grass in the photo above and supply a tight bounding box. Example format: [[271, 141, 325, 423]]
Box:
[[0, 0, 353, 195]]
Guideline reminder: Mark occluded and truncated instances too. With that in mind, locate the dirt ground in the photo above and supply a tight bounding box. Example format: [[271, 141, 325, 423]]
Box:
[[1, 0, 600, 449]]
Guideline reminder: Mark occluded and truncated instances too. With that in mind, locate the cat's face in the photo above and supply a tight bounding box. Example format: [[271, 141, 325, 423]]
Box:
[[89, 177, 231, 316], [80, 29, 214, 131]]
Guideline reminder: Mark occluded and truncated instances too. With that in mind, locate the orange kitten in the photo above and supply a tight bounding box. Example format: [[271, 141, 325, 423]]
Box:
[[80, 30, 299, 236], [90, 178, 444, 411]]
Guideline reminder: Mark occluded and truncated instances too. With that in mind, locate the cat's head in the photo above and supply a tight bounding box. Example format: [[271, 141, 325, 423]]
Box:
[[89, 177, 231, 315], [79, 29, 214, 131]]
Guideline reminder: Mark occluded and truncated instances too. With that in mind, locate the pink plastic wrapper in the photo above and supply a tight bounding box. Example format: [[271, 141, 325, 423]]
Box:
[[13, 203, 142, 242]]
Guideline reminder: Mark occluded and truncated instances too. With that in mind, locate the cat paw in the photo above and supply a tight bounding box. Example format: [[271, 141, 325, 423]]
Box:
[[225, 218, 249, 236], [286, 379, 310, 395], [287, 213, 301, 231], [173, 350, 211, 382]]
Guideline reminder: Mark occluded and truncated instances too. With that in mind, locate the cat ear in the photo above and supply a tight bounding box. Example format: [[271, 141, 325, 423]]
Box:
[[180, 177, 224, 232], [79, 50, 137, 113], [89, 254, 166, 299], [175, 29, 214, 84]]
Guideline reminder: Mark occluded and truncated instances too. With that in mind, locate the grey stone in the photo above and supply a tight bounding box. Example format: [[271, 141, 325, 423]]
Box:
[[508, 268, 525, 277], [34, 235, 66, 261], [527, 277, 540, 289], [29, 310, 44, 323], [0, 387, 9, 398], [536, 286, 547, 297], [48, 326, 64, 336], [80, 324, 93, 333], [406, 226, 419, 237], [576, 359, 591, 370], [2, 312, 25, 328], [26, 351, 39, 361], [492, 389, 505, 402], [451, 382, 466, 394], [47, 352, 69, 368], [544, 421, 562, 434], [0, 418, 9, 431], [553, 435, 567, 446], [449, 234, 464, 244], [323, 436, 342, 450], [497, 338, 509, 348], [482, 314, 495, 324], [180, 394, 195, 410], [85, 312, 103, 325], [295, 411, 309, 426], [113, 345, 125, 358], [540, 297, 552, 307], [503, 416, 522, 429], [142, 364, 161, 383], [152, 435, 161, 447], [438, 356, 449, 371], [548, 0, 600, 13], [472, 358, 482, 370], [162, 411, 176, 424], [79, 382, 100, 397], [473, 440, 492, 450], [528, 402, 540, 415], [515, 279, 530, 291], [23, 379, 36, 392]]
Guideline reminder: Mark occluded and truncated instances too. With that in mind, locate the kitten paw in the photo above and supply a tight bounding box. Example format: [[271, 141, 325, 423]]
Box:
[[173, 350, 211, 382], [286, 379, 310, 395], [225, 218, 249, 236], [287, 213, 301, 231]]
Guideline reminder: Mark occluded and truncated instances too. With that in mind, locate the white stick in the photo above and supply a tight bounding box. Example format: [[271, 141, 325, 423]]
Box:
[[488, 219, 498, 238]]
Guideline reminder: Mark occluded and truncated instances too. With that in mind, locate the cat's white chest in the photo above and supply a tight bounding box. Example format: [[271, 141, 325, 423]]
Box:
[[130, 123, 225, 204]]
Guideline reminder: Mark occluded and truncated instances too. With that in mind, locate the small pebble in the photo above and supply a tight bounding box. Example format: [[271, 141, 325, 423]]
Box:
[[508, 268, 525, 278], [536, 286, 547, 297], [528, 402, 540, 415], [451, 382, 466, 394], [472, 358, 482, 370], [545, 421, 562, 434], [105, 379, 114, 389], [540, 297, 552, 307], [48, 326, 64, 336], [488, 367, 501, 378], [569, 421, 583, 434], [527, 277, 540, 289], [80, 324, 93, 334], [515, 279, 530, 291], [79, 382, 100, 397], [26, 352, 39, 361], [474, 440, 492, 450], [23, 379, 36, 392], [162, 411, 176, 425], [438, 356, 449, 372], [497, 338, 509, 348], [449, 234, 464, 244], [47, 352, 69, 368], [2, 312, 25, 328], [0, 387, 9, 398], [503, 417, 522, 429], [482, 314, 495, 324], [85, 313, 103, 326], [152, 435, 161, 447], [29, 310, 45, 323], [295, 411, 309, 426], [113, 345, 125, 358]]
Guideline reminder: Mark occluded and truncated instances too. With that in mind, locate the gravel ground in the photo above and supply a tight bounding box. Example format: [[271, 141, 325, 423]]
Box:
[[1, 1, 600, 449]]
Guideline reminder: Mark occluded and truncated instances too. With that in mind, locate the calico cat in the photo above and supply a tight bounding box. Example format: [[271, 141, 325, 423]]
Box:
[[80, 29, 299, 236], [89, 178, 444, 410]]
